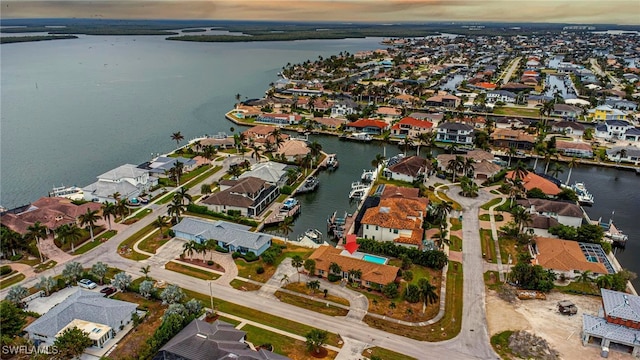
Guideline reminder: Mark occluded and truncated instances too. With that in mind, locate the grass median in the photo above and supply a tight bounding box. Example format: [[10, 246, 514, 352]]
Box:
[[363, 347, 417, 360], [274, 291, 349, 317], [165, 261, 220, 281], [0, 273, 26, 289], [117, 225, 154, 261]]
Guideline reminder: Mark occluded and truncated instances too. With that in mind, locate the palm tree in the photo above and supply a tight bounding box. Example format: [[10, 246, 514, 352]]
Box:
[[531, 140, 545, 170], [615, 148, 627, 164], [170, 160, 185, 186], [434, 201, 453, 228], [548, 162, 564, 178], [329, 262, 342, 276], [463, 157, 475, 177], [300, 153, 314, 175], [171, 131, 185, 147], [56, 223, 83, 253], [205, 239, 218, 261], [507, 146, 518, 167], [0, 228, 22, 258], [418, 278, 439, 313], [280, 274, 290, 286], [306, 280, 321, 294], [140, 265, 151, 280], [308, 141, 323, 160], [578, 270, 593, 283], [116, 199, 130, 219], [508, 179, 526, 207], [543, 147, 559, 174], [250, 142, 262, 163], [511, 206, 532, 233], [565, 157, 578, 185], [596, 274, 613, 289], [182, 241, 196, 261], [447, 155, 464, 182], [26, 222, 48, 263], [168, 198, 186, 224], [202, 144, 217, 162], [270, 127, 285, 150], [153, 216, 169, 237], [400, 136, 413, 156], [380, 131, 391, 157], [415, 132, 436, 157], [291, 255, 304, 283], [101, 202, 116, 231], [79, 208, 100, 243], [278, 216, 294, 239], [371, 153, 386, 168], [175, 187, 193, 206]]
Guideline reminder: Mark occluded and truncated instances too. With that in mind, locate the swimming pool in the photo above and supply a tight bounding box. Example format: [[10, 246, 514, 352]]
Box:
[[362, 254, 388, 265]]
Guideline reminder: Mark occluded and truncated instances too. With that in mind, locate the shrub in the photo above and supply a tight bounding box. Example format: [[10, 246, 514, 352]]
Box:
[[215, 245, 229, 253], [256, 266, 265, 274], [9, 254, 22, 261], [232, 252, 241, 259], [382, 282, 398, 298], [243, 252, 258, 262], [0, 266, 12, 276], [402, 270, 414, 282], [327, 274, 341, 282], [207, 260, 214, 266], [280, 185, 293, 195]]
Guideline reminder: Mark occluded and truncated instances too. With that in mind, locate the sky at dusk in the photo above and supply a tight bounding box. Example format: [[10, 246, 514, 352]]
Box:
[[1, 0, 638, 24]]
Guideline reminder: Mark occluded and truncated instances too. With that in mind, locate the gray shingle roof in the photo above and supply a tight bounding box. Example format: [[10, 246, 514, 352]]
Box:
[[25, 289, 137, 337], [438, 122, 474, 131], [97, 164, 147, 181], [583, 314, 640, 346], [516, 198, 583, 218], [172, 218, 271, 251], [154, 319, 290, 360], [602, 289, 640, 322]]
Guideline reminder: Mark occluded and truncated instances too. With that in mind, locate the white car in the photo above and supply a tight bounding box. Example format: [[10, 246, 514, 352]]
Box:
[[78, 279, 97, 289]]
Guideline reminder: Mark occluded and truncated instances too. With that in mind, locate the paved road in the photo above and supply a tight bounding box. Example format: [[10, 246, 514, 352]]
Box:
[[501, 57, 522, 85]]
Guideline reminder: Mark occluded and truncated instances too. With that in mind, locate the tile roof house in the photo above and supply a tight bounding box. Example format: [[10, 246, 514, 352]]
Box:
[[345, 119, 389, 134], [153, 319, 289, 360], [201, 176, 279, 217], [517, 198, 583, 228], [435, 122, 475, 145], [172, 218, 273, 256], [83, 164, 158, 203], [375, 107, 402, 120], [436, 150, 498, 180], [390, 117, 434, 139], [242, 125, 291, 146], [490, 128, 535, 150], [582, 289, 640, 357], [384, 156, 433, 183], [532, 237, 611, 277], [0, 197, 102, 235], [425, 94, 461, 108], [506, 171, 561, 196], [25, 289, 137, 348], [274, 140, 311, 162], [308, 246, 399, 288], [556, 140, 594, 158], [361, 197, 427, 248], [314, 117, 348, 130]]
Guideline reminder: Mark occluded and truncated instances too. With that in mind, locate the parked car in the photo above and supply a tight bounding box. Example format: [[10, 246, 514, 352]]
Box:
[[78, 279, 97, 289], [100, 287, 117, 296]]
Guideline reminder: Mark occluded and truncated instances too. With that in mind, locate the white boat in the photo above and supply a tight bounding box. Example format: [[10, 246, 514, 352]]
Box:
[[295, 229, 326, 248], [326, 154, 339, 171], [351, 181, 369, 189], [570, 182, 594, 206], [297, 176, 319, 194], [349, 183, 370, 199], [49, 185, 84, 201], [341, 132, 373, 142], [361, 169, 376, 183]]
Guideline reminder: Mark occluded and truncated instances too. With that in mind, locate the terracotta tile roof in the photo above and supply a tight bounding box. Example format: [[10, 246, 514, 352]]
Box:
[[506, 171, 561, 196], [314, 117, 347, 128], [0, 197, 101, 234], [556, 140, 592, 151], [490, 128, 536, 143], [348, 119, 389, 129], [534, 237, 608, 274], [361, 198, 425, 245], [275, 140, 310, 157], [375, 107, 402, 116], [309, 246, 399, 285], [477, 82, 497, 90], [387, 156, 431, 177], [380, 185, 422, 201], [243, 125, 278, 136]]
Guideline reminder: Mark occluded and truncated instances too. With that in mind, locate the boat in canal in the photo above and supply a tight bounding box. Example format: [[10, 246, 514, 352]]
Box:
[[571, 182, 595, 206], [340, 132, 373, 142], [349, 182, 370, 199], [361, 169, 377, 183], [325, 154, 339, 171], [295, 228, 326, 247], [296, 176, 319, 194]]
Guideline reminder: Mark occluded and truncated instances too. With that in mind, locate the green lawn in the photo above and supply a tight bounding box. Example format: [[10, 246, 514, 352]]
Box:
[[74, 230, 117, 255], [493, 107, 541, 117], [480, 198, 502, 211], [117, 225, 153, 261], [216, 316, 242, 326], [34, 260, 57, 273], [363, 347, 416, 360], [131, 208, 152, 220], [483, 271, 502, 291], [491, 331, 516, 359], [241, 324, 337, 359], [138, 233, 170, 254], [274, 291, 349, 317], [479, 214, 504, 222], [156, 191, 175, 205], [0, 273, 26, 289], [449, 218, 462, 231], [450, 235, 462, 252], [480, 229, 497, 263], [165, 261, 220, 281], [555, 281, 600, 296]]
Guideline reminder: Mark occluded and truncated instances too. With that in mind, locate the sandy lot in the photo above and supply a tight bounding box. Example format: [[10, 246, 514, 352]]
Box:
[[486, 289, 632, 360]]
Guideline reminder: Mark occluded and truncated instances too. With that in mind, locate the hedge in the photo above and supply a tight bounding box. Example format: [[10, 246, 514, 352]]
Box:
[[187, 204, 258, 227]]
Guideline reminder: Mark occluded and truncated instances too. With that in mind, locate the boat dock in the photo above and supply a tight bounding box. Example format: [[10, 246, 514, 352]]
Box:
[[263, 203, 301, 226]]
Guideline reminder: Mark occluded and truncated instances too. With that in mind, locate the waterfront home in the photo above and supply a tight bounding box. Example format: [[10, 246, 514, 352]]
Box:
[[506, 171, 561, 196], [26, 289, 137, 348], [314, 117, 348, 130], [409, 112, 444, 126], [551, 120, 585, 137], [486, 90, 517, 104], [384, 156, 433, 183], [274, 139, 311, 162], [0, 197, 101, 235], [242, 125, 290, 146], [308, 246, 399, 288], [606, 146, 640, 164], [595, 120, 635, 140], [436, 150, 498, 180], [435, 122, 475, 145], [172, 218, 272, 256], [330, 99, 358, 117], [582, 289, 640, 358], [200, 135, 235, 150], [345, 119, 389, 135], [490, 128, 535, 150], [83, 164, 157, 203], [390, 94, 418, 107], [153, 319, 289, 360], [238, 161, 290, 188], [494, 117, 534, 130], [256, 113, 302, 126], [555, 140, 594, 158], [375, 107, 403, 120], [531, 237, 613, 279], [200, 177, 279, 217], [425, 94, 461, 108], [361, 197, 427, 248], [552, 104, 582, 119], [589, 105, 629, 121], [525, 214, 561, 237], [605, 98, 638, 111], [517, 198, 583, 228], [390, 117, 434, 138], [141, 156, 197, 177]]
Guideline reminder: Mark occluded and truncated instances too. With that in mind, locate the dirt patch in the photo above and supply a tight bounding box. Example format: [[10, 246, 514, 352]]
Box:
[[448, 251, 462, 263], [486, 290, 630, 360]]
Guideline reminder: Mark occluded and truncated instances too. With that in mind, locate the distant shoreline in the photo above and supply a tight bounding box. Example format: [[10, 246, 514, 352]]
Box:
[[0, 35, 78, 44]]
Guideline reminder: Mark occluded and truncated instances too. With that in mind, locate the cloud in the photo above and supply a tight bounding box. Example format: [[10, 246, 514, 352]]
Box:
[[1, 0, 638, 24]]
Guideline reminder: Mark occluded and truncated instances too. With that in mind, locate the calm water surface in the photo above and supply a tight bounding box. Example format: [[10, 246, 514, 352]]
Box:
[[1, 35, 638, 287]]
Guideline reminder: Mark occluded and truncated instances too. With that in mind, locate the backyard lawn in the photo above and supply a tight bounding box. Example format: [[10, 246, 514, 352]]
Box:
[[235, 241, 314, 283], [241, 324, 338, 360]]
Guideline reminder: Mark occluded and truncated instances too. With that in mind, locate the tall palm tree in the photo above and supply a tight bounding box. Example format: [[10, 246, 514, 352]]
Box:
[[380, 130, 391, 158], [56, 223, 83, 253], [205, 239, 218, 261], [415, 132, 436, 157], [270, 127, 285, 150], [508, 179, 526, 207], [116, 198, 130, 219], [79, 208, 100, 243], [400, 136, 413, 156], [291, 255, 304, 283], [101, 202, 116, 231], [171, 131, 185, 147], [182, 241, 196, 261], [250, 142, 262, 163], [418, 278, 439, 313], [329, 262, 342, 276], [463, 157, 475, 178], [170, 160, 185, 187], [308, 141, 322, 160], [565, 157, 578, 185], [434, 201, 454, 228], [543, 148, 559, 174], [140, 265, 151, 280], [278, 217, 294, 239], [371, 153, 386, 168], [175, 187, 193, 206], [0, 228, 22, 257], [26, 222, 48, 263], [548, 162, 564, 178], [615, 148, 627, 164], [507, 146, 518, 167], [447, 155, 464, 182], [168, 198, 186, 224], [531, 139, 545, 170], [202, 145, 217, 162], [511, 206, 533, 233]]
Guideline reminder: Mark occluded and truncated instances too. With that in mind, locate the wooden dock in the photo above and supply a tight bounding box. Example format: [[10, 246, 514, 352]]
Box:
[[264, 204, 300, 226]]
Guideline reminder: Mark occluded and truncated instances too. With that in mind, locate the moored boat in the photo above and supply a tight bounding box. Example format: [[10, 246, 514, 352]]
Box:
[[361, 169, 376, 183], [297, 176, 319, 194], [49, 185, 84, 201], [326, 154, 339, 171], [570, 182, 594, 206]]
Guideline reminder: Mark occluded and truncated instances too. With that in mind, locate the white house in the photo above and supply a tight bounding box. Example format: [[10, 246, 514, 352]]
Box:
[[83, 164, 157, 203], [606, 146, 640, 164], [361, 197, 426, 248], [517, 198, 583, 228], [486, 90, 517, 104], [551, 120, 585, 137], [330, 99, 358, 117], [595, 120, 634, 140], [436, 122, 475, 145]]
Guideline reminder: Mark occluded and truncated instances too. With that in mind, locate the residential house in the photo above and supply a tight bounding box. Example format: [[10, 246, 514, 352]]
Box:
[[470, 82, 498, 91], [606, 146, 640, 164], [0, 197, 101, 236], [495, 117, 534, 130], [308, 246, 399, 289], [425, 94, 461, 108], [390, 94, 417, 107], [274, 140, 311, 162], [242, 125, 290, 146], [314, 117, 348, 130], [345, 119, 388, 135], [153, 319, 290, 360], [384, 156, 432, 183], [256, 113, 302, 126], [556, 140, 594, 158], [490, 128, 536, 150], [589, 105, 628, 121], [375, 107, 402, 120], [582, 289, 640, 358], [526, 214, 561, 237], [506, 171, 561, 196], [361, 197, 428, 248], [238, 161, 290, 188], [25, 289, 137, 348], [200, 177, 279, 217], [532, 237, 613, 279], [606, 98, 638, 111], [409, 112, 444, 126], [83, 164, 158, 203], [200, 134, 235, 150], [330, 99, 358, 117], [390, 117, 434, 138], [517, 198, 583, 228], [172, 218, 272, 256], [435, 122, 475, 145], [552, 104, 582, 119], [436, 150, 499, 180], [486, 90, 517, 104], [142, 156, 197, 178], [623, 127, 640, 143], [551, 120, 585, 137], [595, 120, 634, 140]]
